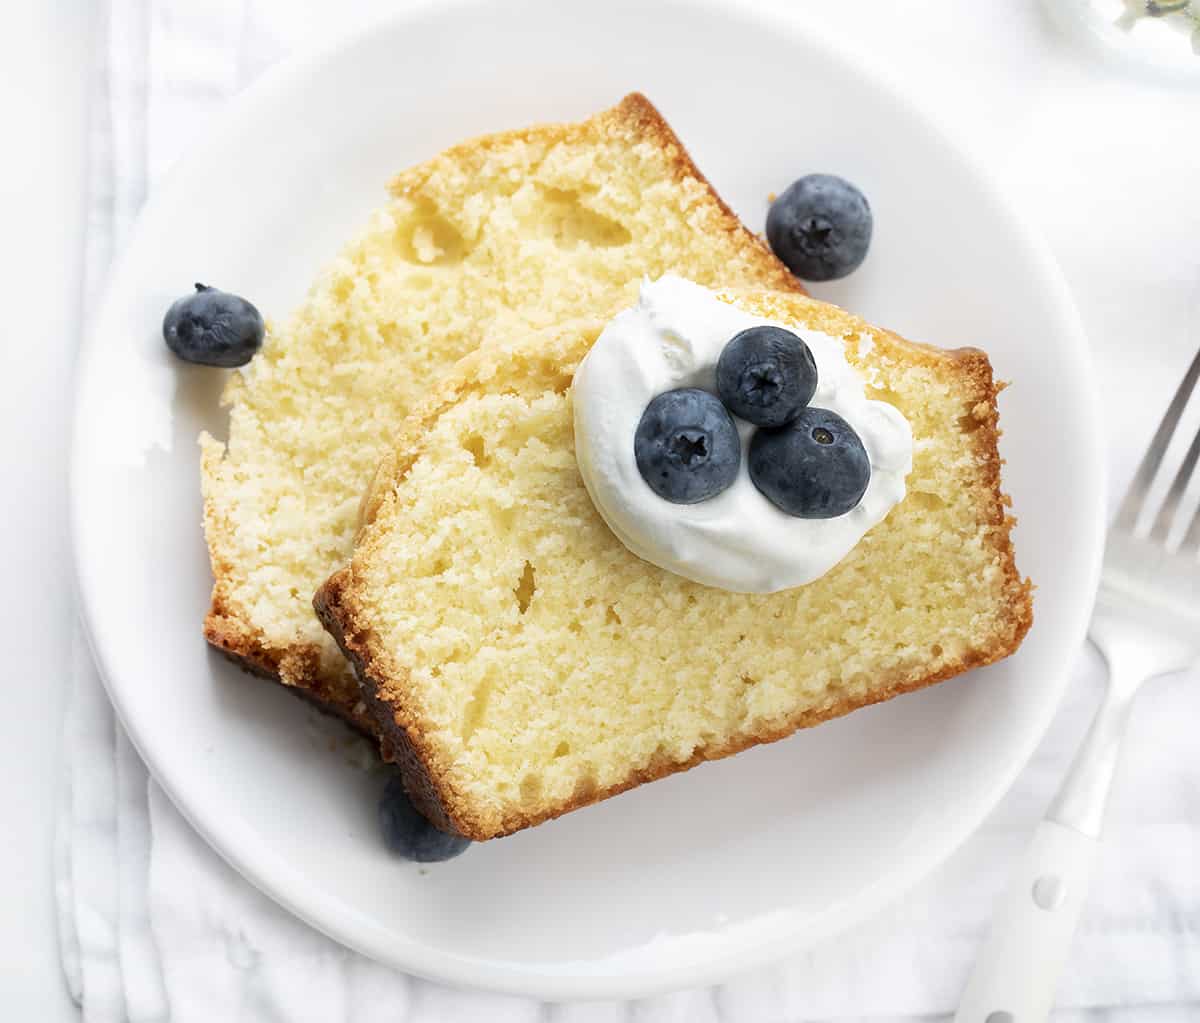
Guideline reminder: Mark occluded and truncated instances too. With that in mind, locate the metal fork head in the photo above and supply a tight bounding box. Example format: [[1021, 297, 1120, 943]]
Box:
[[1102, 344, 1200, 641]]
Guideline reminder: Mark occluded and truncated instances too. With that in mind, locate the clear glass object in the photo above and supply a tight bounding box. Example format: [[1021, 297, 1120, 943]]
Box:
[[1045, 0, 1200, 79]]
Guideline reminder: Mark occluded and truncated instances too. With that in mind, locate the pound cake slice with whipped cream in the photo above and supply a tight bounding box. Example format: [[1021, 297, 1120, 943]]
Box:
[[315, 277, 1032, 840], [200, 94, 802, 734]]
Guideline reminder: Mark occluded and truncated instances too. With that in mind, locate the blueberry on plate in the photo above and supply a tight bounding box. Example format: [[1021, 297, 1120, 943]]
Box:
[[635, 388, 740, 504], [379, 776, 471, 863], [716, 325, 818, 428], [766, 174, 872, 282], [749, 406, 870, 518], [162, 283, 265, 367]]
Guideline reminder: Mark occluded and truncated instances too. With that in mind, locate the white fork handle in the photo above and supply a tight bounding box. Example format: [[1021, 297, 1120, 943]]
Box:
[[953, 818, 1096, 1023], [956, 632, 1147, 1023]]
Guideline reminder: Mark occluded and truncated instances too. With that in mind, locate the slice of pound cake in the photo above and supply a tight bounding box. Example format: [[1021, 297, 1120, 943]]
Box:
[[200, 94, 802, 733], [315, 281, 1033, 840]]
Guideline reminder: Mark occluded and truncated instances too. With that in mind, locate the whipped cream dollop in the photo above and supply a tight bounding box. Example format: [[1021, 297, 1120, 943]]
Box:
[[572, 276, 913, 593]]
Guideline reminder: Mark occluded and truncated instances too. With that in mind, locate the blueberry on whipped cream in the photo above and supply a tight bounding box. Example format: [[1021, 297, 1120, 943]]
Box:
[[634, 388, 740, 504], [749, 407, 871, 519], [571, 275, 912, 593], [716, 325, 817, 429]]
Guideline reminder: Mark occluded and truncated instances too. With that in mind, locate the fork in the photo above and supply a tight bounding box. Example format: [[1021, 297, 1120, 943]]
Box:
[[955, 347, 1200, 1023]]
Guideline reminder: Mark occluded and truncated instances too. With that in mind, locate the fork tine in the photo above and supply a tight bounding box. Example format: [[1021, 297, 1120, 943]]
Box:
[[1114, 346, 1200, 531], [1182, 498, 1200, 554], [1149, 418, 1200, 543]]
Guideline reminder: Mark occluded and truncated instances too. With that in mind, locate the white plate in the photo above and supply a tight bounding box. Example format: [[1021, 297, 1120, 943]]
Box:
[[71, 0, 1105, 1000]]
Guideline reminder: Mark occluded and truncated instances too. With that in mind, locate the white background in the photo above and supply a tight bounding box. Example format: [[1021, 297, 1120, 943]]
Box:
[[2, 1, 1198, 1019], [1, 2, 93, 1018]]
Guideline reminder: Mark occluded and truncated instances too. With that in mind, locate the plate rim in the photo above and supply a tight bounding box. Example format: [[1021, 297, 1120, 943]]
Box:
[[70, 0, 1107, 1000]]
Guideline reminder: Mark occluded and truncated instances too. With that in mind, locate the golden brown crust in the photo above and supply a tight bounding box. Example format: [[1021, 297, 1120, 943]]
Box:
[[385, 93, 803, 302], [204, 596, 377, 736], [315, 292, 1034, 842], [604, 94, 804, 298], [203, 92, 804, 735], [314, 570, 454, 820]]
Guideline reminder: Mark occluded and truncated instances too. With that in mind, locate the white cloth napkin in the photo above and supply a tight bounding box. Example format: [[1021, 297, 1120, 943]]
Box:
[[58, 1, 1200, 1020]]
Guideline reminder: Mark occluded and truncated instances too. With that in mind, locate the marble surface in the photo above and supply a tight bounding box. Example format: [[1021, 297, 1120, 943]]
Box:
[[0, 2, 97, 1019]]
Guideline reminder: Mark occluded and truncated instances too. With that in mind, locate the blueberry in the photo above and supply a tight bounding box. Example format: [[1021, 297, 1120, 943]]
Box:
[[766, 174, 872, 282], [634, 388, 740, 504], [749, 407, 871, 518], [716, 326, 818, 428], [163, 283, 264, 367], [379, 776, 470, 863]]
